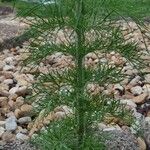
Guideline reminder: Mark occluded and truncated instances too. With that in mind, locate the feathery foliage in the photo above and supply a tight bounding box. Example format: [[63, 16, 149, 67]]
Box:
[[19, 0, 147, 149]]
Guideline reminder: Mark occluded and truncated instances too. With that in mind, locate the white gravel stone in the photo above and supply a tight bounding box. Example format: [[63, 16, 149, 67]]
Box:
[[5, 116, 17, 131], [0, 127, 5, 137], [130, 86, 143, 95], [16, 133, 29, 141], [9, 87, 19, 95], [114, 84, 124, 92], [18, 117, 31, 125], [120, 99, 137, 108], [3, 79, 14, 85], [3, 65, 15, 71], [0, 121, 6, 128], [144, 74, 150, 83], [4, 57, 16, 65], [145, 117, 150, 124], [129, 76, 141, 86], [103, 125, 121, 131]]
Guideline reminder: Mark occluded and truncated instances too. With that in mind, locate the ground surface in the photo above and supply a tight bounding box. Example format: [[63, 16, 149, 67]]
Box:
[[0, 2, 150, 150]]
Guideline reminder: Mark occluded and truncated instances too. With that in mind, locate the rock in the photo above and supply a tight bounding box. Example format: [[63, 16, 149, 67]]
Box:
[[54, 105, 73, 115], [104, 130, 139, 150], [145, 117, 150, 123], [14, 109, 21, 118], [134, 112, 143, 120], [137, 137, 146, 150], [54, 112, 66, 120], [130, 86, 143, 96], [3, 79, 13, 85], [0, 76, 5, 82], [3, 65, 15, 71], [3, 140, 38, 150], [142, 121, 150, 149], [0, 121, 6, 127], [16, 133, 29, 141], [2, 131, 16, 142], [5, 116, 17, 131], [8, 100, 14, 108], [16, 126, 28, 134], [103, 125, 121, 131], [20, 104, 33, 117], [97, 123, 107, 130], [120, 99, 137, 108], [4, 57, 16, 66], [132, 93, 148, 104], [18, 117, 31, 125], [6, 112, 15, 118], [9, 86, 19, 95], [147, 111, 150, 117], [144, 74, 150, 84], [14, 96, 24, 108], [0, 90, 10, 97], [1, 71, 14, 79], [8, 94, 18, 101], [120, 78, 129, 85], [114, 84, 124, 92], [129, 76, 141, 86], [0, 83, 9, 91], [16, 86, 28, 96], [0, 97, 8, 107], [14, 74, 29, 86], [0, 127, 5, 137]]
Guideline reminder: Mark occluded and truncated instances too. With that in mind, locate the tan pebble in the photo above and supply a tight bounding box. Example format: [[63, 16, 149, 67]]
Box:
[[3, 79, 13, 85], [20, 104, 33, 116], [10, 48, 17, 52], [2, 131, 16, 142], [14, 74, 29, 86], [0, 76, 5, 82], [54, 112, 66, 120], [0, 121, 5, 127], [8, 100, 14, 108], [0, 83, 9, 91], [9, 87, 19, 95], [2, 71, 14, 79], [0, 108, 10, 115], [6, 112, 15, 117], [132, 93, 148, 104], [0, 97, 8, 107], [16, 86, 28, 96], [14, 97, 24, 108], [8, 94, 18, 101], [14, 109, 21, 118], [137, 137, 146, 150], [147, 110, 150, 117], [27, 122, 34, 130], [0, 90, 10, 97]]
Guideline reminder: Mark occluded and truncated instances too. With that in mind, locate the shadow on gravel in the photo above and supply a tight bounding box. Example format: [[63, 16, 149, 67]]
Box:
[[0, 6, 30, 50], [0, 31, 31, 50], [0, 6, 14, 15]]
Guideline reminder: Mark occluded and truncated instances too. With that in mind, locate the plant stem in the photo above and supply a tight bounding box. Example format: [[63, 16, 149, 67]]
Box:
[[75, 0, 85, 149]]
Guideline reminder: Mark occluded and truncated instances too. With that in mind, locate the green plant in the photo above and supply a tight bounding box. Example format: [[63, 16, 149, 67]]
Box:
[[21, 0, 146, 149]]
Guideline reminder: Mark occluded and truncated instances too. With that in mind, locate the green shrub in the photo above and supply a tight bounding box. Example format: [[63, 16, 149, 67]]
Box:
[[21, 0, 146, 149]]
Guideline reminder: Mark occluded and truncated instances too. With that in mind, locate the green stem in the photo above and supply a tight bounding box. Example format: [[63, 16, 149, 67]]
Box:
[[75, 0, 85, 149]]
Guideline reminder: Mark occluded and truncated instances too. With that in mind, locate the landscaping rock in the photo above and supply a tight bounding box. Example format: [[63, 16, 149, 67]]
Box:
[[18, 117, 32, 125], [104, 130, 139, 150], [16, 133, 29, 141], [0, 127, 5, 138], [5, 116, 17, 131], [132, 93, 148, 104], [130, 86, 143, 96]]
